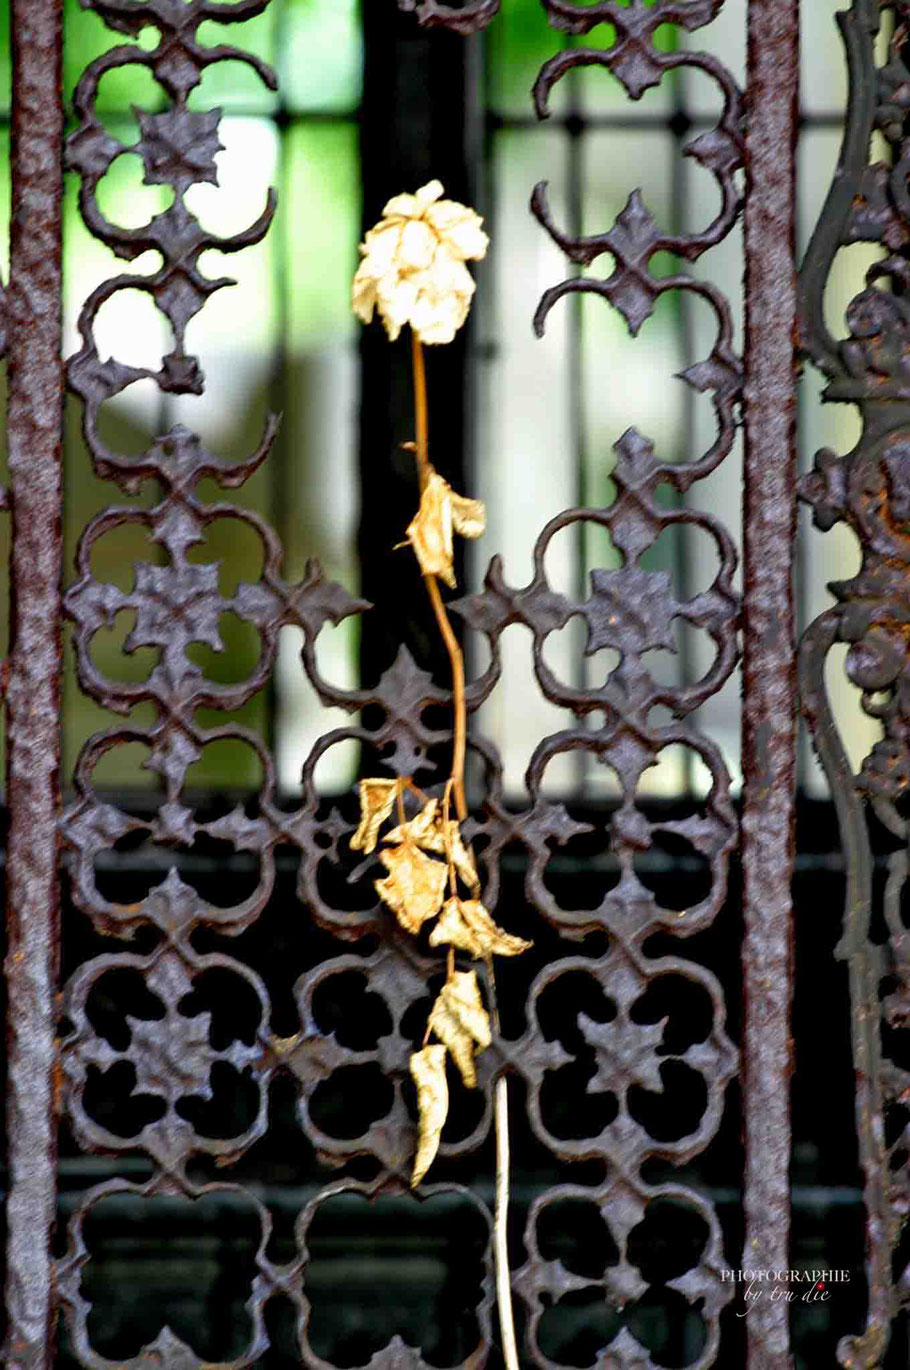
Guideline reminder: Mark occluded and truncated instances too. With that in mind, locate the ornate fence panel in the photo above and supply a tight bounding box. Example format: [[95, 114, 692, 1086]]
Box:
[[1, 1, 907, 1368], [799, 1, 910, 1364]]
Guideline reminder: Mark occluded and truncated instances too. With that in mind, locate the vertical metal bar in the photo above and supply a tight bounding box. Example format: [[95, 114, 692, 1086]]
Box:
[[268, 1, 291, 767], [3, 2, 64, 1366], [566, 72, 586, 799], [671, 84, 695, 796], [742, 2, 799, 1367]]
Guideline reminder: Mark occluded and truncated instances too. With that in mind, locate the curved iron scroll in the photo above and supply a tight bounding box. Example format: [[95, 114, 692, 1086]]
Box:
[[798, 1, 910, 1364], [507, 6, 743, 1366], [397, 1, 744, 1366], [57, 2, 742, 1368], [397, 0, 502, 34]]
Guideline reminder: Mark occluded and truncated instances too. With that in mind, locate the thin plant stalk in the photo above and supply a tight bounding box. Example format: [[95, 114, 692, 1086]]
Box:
[[495, 1077, 518, 1369], [411, 330, 468, 820], [410, 329, 519, 1370]]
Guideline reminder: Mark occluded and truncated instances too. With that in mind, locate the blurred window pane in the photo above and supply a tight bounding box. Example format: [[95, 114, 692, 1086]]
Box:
[[53, 0, 363, 795]]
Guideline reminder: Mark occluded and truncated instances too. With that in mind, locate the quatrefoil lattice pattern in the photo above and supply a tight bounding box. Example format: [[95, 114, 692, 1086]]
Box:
[[58, 1, 742, 1366]]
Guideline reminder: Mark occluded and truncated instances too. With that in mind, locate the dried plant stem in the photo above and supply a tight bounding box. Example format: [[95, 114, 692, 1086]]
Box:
[[411, 331, 468, 821], [411, 329, 430, 487], [410, 329, 468, 829], [495, 1076, 519, 1369], [425, 575, 468, 819], [485, 963, 519, 1370], [411, 329, 519, 1370]]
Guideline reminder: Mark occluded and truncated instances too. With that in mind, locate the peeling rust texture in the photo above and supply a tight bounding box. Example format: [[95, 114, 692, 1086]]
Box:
[[741, 2, 799, 1368], [797, 2, 910, 1364], [3, 2, 65, 1367]]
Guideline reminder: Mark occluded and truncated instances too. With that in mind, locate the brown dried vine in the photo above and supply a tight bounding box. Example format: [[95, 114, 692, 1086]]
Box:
[[350, 180, 527, 1369]]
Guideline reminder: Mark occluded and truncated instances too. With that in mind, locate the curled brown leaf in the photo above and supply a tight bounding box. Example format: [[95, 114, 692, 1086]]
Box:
[[450, 488, 486, 540], [444, 824, 481, 895], [429, 897, 532, 959], [406, 468, 486, 589], [428, 970, 491, 1088], [385, 799, 479, 894], [410, 1043, 449, 1186], [350, 778, 400, 854], [385, 797, 442, 849], [375, 841, 448, 934]]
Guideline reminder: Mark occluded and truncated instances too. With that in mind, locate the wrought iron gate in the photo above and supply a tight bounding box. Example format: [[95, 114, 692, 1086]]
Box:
[[2, 1, 909, 1367]]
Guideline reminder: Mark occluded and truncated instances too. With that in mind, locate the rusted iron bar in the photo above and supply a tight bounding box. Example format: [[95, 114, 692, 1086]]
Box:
[[3, 2, 64, 1366], [742, 1, 799, 1366]]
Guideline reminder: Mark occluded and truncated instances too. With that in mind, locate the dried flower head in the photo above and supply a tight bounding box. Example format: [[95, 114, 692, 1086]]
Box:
[[352, 180, 488, 345]]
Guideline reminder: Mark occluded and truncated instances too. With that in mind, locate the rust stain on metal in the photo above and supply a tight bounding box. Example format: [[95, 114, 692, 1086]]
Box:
[[741, 2, 799, 1367], [3, 2, 65, 1367], [798, 2, 910, 1362]]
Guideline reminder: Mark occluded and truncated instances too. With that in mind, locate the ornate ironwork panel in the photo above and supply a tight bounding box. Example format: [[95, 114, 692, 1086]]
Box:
[[799, 1, 910, 1363], [50, 0, 745, 1364], [48, 0, 745, 1360], [12, 0, 910, 1367]]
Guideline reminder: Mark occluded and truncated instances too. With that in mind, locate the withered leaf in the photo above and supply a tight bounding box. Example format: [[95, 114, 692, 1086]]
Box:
[[429, 897, 532, 959], [450, 488, 486, 540], [407, 473, 455, 587], [385, 798, 441, 849], [375, 841, 448, 934], [350, 778, 400, 854], [428, 970, 491, 1088], [442, 823, 480, 895], [406, 468, 486, 589], [385, 799, 479, 894], [410, 1043, 448, 1186]]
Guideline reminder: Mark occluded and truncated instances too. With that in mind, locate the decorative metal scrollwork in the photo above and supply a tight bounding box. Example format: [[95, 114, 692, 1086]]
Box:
[[392, 2, 744, 1366], [58, 0, 743, 1366], [397, 0, 502, 34], [504, 4, 743, 1363], [798, 1, 910, 1364]]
